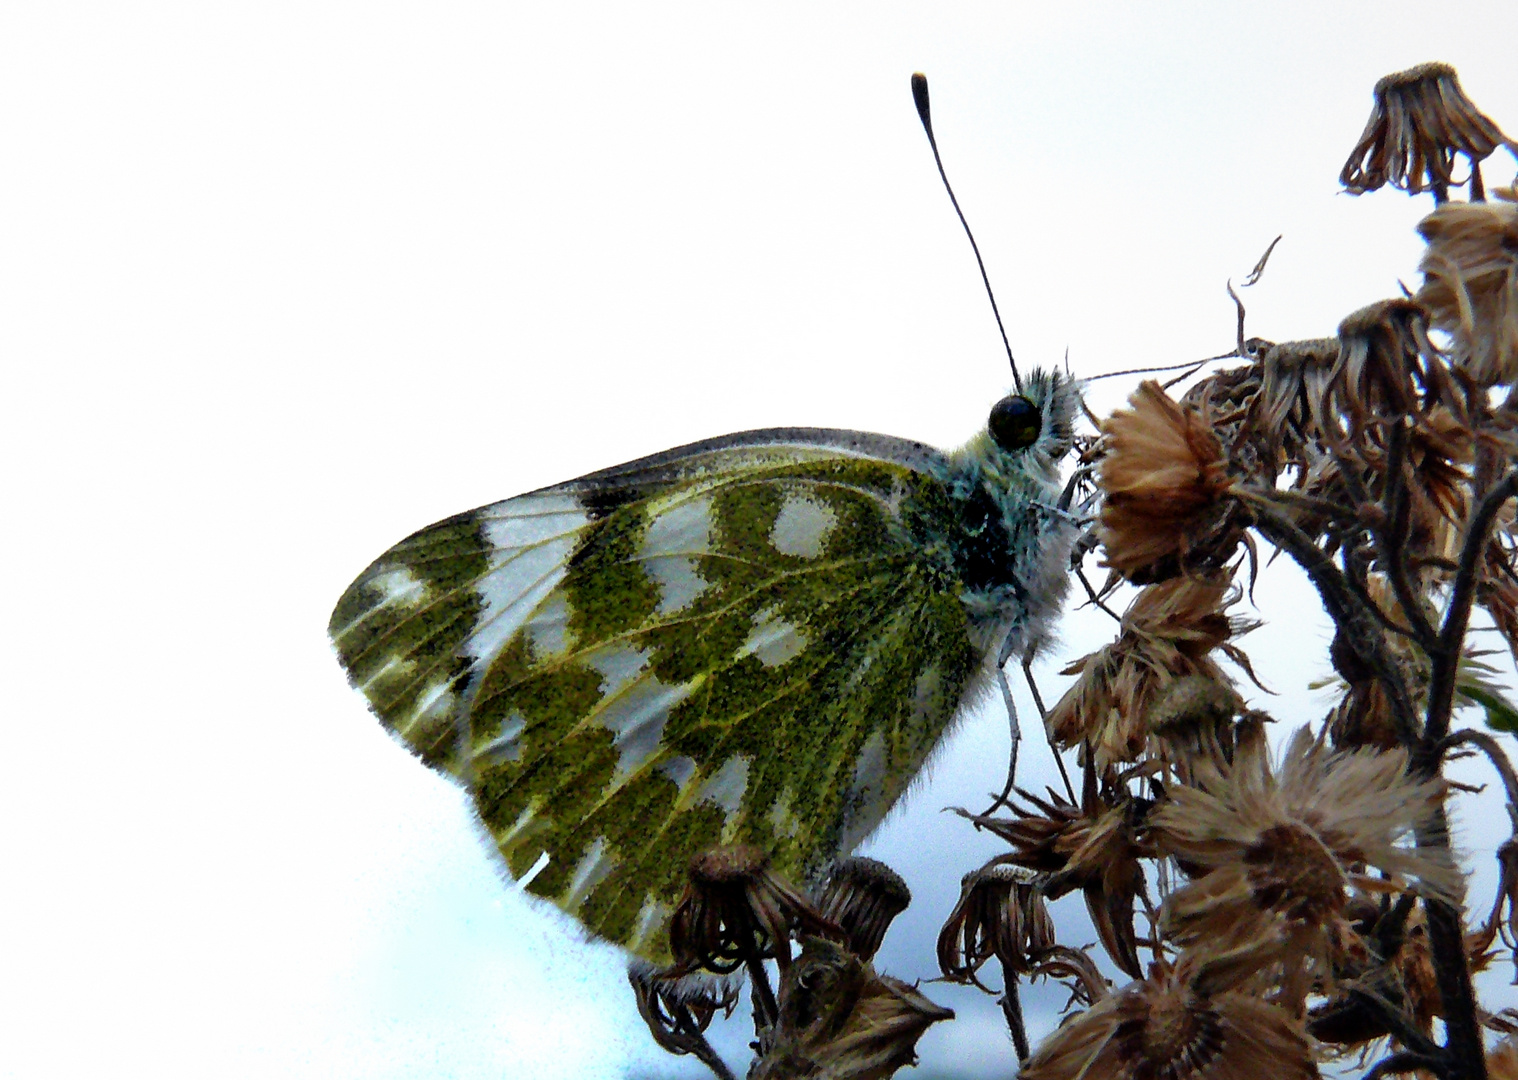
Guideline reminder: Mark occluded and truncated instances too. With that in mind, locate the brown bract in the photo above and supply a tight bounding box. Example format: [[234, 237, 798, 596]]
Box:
[[1100, 382, 1244, 584], [1019, 960, 1319, 1080], [1417, 193, 1518, 386], [1340, 61, 1515, 200], [1047, 575, 1256, 773], [1150, 730, 1458, 1006]]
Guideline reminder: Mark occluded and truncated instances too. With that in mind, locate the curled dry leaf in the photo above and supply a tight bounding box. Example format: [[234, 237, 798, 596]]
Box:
[[1099, 381, 1246, 584]]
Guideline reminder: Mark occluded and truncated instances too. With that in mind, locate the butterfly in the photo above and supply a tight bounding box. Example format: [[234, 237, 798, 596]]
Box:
[[329, 368, 1083, 968]]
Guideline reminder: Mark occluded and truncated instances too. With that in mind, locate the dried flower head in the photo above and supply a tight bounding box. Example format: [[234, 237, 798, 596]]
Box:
[[1417, 194, 1518, 386], [1330, 300, 1458, 441], [937, 863, 1055, 988], [1048, 575, 1257, 772], [1019, 960, 1319, 1080], [667, 844, 836, 975], [629, 966, 739, 1073], [1340, 61, 1515, 200], [1099, 381, 1244, 584], [1150, 729, 1458, 1003], [962, 786, 1148, 978], [751, 937, 953, 1080], [815, 857, 912, 963]]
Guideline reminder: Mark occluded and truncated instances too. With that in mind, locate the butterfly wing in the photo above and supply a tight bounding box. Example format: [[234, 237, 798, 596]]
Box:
[[330, 429, 983, 964]]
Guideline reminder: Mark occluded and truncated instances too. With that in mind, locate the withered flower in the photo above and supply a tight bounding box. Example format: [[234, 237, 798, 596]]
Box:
[[962, 785, 1149, 978], [1417, 193, 1518, 386], [629, 967, 739, 1076], [751, 937, 953, 1080], [1325, 575, 1435, 751], [938, 863, 1055, 988], [1099, 381, 1245, 584], [1047, 575, 1257, 772], [1340, 61, 1515, 201], [815, 857, 912, 964], [1150, 729, 1458, 1004], [1019, 960, 1319, 1080], [1330, 300, 1458, 442], [667, 844, 837, 976]]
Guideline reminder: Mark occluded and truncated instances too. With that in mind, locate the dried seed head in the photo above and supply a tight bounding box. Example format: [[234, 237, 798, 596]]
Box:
[[1150, 729, 1458, 1003], [937, 863, 1054, 986], [1020, 961, 1319, 1080], [1048, 575, 1257, 772], [751, 937, 953, 1080], [1099, 382, 1243, 584], [628, 967, 739, 1063], [668, 844, 835, 975], [1340, 61, 1515, 200], [816, 857, 912, 963], [962, 789, 1149, 978], [1417, 194, 1518, 385]]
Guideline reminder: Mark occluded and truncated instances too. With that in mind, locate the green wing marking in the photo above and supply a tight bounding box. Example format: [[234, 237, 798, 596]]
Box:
[[331, 448, 977, 965]]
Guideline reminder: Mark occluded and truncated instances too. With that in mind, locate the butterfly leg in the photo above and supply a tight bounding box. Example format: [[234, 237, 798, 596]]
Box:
[[982, 629, 1023, 815]]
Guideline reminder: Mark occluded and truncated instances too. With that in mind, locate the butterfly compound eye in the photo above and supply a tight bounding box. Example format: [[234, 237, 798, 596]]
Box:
[[988, 394, 1041, 452]]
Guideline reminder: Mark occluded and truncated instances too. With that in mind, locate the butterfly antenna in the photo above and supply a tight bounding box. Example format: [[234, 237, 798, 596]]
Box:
[[912, 72, 1021, 393]]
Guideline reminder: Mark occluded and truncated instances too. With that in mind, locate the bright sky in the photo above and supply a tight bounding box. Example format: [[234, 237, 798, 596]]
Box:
[[7, 3, 1518, 1078]]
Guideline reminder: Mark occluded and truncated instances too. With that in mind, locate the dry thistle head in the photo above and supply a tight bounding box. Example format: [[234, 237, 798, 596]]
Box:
[[1048, 575, 1257, 772], [629, 967, 739, 1066], [961, 787, 1149, 978], [937, 863, 1055, 987], [1340, 61, 1515, 200], [1099, 381, 1244, 584], [1150, 729, 1459, 1005], [1331, 300, 1458, 441], [750, 937, 953, 1080], [1019, 960, 1319, 1080], [1417, 193, 1518, 386], [667, 844, 836, 975], [815, 857, 912, 964]]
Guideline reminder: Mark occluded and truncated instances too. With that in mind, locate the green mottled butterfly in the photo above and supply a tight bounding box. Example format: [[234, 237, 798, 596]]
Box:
[[329, 73, 1085, 969], [329, 376, 1082, 966]]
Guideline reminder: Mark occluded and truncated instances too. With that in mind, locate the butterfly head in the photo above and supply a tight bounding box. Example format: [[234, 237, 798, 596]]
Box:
[[974, 367, 1081, 479]]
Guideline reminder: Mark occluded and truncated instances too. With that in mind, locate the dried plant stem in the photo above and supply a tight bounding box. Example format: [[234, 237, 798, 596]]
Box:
[[1245, 493, 1423, 744], [1442, 728, 1518, 826], [1000, 978, 1031, 1062]]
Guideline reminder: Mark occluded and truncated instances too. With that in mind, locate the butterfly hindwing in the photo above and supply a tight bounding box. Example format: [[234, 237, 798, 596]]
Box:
[[330, 430, 983, 964]]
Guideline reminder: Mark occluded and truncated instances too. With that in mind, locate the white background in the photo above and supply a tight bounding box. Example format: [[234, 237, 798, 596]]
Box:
[[5, 3, 1518, 1078]]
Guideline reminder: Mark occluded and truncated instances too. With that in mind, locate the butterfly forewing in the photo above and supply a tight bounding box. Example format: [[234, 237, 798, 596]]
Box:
[[330, 432, 980, 964]]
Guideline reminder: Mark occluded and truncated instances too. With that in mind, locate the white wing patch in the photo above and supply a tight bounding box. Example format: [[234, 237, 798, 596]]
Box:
[[640, 492, 715, 614], [770, 491, 837, 559], [561, 836, 617, 912], [595, 674, 702, 783], [693, 755, 750, 831], [466, 496, 589, 667], [367, 566, 429, 609], [737, 605, 809, 668]]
